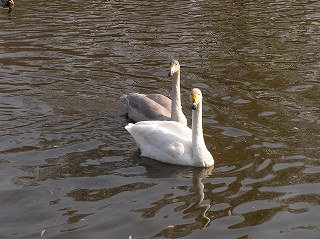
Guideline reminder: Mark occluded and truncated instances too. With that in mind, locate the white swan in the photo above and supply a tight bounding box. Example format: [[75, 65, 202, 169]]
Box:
[[125, 88, 214, 167], [121, 60, 187, 125]]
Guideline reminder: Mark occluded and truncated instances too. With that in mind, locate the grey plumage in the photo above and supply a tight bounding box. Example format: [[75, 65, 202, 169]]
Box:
[[121, 93, 171, 122], [121, 59, 186, 124]]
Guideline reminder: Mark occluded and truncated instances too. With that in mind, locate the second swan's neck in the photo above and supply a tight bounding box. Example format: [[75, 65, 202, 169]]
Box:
[[171, 71, 182, 122]]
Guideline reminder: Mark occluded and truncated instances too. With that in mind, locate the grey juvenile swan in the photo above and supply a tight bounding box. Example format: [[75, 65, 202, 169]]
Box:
[[121, 59, 187, 125]]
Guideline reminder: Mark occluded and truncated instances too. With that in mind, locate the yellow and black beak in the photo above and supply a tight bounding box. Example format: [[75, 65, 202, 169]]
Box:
[[191, 88, 202, 110], [192, 93, 199, 110]]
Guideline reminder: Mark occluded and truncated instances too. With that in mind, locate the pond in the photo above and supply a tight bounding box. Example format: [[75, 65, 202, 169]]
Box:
[[0, 0, 319, 238]]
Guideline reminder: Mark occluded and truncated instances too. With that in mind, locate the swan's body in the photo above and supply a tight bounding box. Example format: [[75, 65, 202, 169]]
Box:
[[121, 60, 187, 125], [1, 0, 14, 8], [121, 93, 171, 121], [125, 88, 214, 167]]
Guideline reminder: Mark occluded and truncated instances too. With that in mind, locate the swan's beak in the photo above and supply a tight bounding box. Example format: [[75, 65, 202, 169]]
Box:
[[192, 95, 199, 110], [168, 68, 174, 77]]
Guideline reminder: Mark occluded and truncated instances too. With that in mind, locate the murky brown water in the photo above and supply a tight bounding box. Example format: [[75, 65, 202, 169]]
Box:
[[1, 0, 320, 238]]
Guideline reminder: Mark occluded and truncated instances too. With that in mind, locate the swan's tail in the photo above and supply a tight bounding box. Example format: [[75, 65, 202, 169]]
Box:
[[120, 94, 129, 108], [124, 123, 134, 132]]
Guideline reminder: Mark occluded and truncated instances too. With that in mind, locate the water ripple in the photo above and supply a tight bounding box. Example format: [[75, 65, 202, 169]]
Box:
[[0, 0, 319, 238]]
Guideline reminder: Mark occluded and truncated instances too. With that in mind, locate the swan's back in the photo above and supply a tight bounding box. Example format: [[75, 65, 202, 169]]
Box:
[[121, 93, 171, 122], [146, 94, 172, 110], [125, 121, 197, 166]]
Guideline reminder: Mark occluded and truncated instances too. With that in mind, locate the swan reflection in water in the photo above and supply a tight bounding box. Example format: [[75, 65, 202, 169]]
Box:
[[184, 167, 212, 228], [14, 148, 214, 236], [135, 157, 214, 234]]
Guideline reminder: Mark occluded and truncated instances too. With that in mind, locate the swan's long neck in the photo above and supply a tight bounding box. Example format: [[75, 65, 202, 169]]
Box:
[[192, 102, 207, 165], [170, 70, 182, 122], [192, 102, 205, 146]]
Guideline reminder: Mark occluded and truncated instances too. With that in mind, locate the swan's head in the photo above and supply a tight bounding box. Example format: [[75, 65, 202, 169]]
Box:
[[168, 59, 180, 77], [191, 88, 202, 110]]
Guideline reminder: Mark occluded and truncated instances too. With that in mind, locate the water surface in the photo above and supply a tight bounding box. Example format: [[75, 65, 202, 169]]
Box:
[[0, 0, 319, 238]]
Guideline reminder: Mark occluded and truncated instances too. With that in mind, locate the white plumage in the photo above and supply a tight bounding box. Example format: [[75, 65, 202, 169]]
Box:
[[125, 88, 214, 167]]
